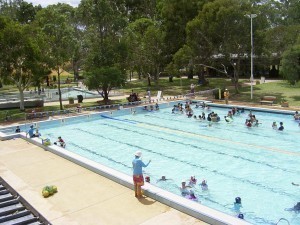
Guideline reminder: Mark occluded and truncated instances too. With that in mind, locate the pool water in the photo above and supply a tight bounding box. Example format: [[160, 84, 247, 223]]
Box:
[[7, 103, 300, 224], [44, 88, 97, 101]]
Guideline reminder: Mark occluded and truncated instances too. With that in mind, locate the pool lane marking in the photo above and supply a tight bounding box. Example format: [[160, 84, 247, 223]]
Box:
[[75, 128, 298, 199], [137, 122, 300, 157], [99, 122, 298, 174]]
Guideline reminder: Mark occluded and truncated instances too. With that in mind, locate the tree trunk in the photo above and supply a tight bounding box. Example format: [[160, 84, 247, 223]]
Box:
[[154, 66, 159, 86], [233, 59, 241, 94], [46, 75, 50, 87], [103, 88, 109, 104], [187, 67, 193, 79], [18, 88, 25, 111], [73, 60, 79, 81], [57, 67, 63, 110], [147, 73, 151, 86]]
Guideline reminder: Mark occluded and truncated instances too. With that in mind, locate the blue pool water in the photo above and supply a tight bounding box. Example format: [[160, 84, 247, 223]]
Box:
[[3, 102, 300, 225]]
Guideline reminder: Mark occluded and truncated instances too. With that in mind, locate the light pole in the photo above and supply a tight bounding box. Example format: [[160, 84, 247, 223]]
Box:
[[247, 14, 257, 100]]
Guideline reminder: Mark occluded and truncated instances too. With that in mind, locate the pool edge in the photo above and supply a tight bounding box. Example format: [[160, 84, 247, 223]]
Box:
[[18, 133, 251, 225]]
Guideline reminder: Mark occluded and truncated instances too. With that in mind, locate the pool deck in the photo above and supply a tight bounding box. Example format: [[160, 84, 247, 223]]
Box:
[[0, 138, 208, 225]]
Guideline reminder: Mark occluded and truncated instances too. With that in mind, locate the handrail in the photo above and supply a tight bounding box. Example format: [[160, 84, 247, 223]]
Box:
[[275, 218, 290, 225]]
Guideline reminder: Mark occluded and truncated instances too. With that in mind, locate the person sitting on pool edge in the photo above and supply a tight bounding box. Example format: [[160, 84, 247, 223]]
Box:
[[54, 136, 66, 148], [278, 122, 284, 131], [33, 129, 41, 137], [26, 125, 35, 138], [15, 126, 21, 133]]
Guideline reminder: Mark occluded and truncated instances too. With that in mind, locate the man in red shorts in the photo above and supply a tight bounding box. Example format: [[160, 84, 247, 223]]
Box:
[[132, 151, 151, 198]]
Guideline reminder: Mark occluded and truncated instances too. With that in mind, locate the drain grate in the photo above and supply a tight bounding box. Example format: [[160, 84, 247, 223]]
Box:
[[0, 177, 51, 225]]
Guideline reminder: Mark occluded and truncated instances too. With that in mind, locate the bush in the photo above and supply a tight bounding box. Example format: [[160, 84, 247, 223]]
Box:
[[68, 97, 74, 104], [77, 95, 83, 103]]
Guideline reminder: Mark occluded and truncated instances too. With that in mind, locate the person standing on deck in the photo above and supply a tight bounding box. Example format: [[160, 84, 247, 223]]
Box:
[[224, 89, 230, 104], [132, 151, 151, 198]]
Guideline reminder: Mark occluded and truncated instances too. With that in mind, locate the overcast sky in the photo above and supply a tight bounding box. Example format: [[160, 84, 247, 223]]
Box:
[[28, 0, 80, 7]]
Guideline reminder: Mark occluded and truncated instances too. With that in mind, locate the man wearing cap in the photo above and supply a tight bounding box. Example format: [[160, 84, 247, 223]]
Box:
[[224, 89, 230, 104], [132, 151, 151, 198]]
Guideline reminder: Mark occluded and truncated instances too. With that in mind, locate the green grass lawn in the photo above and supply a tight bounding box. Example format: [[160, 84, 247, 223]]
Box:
[[232, 81, 300, 106]]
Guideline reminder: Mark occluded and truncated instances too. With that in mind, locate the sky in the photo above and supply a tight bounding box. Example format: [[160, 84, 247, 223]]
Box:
[[28, 0, 80, 7]]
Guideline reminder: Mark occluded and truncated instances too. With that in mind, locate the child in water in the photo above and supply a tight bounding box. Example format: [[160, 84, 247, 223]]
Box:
[[186, 190, 198, 202], [189, 176, 197, 185], [200, 179, 208, 190]]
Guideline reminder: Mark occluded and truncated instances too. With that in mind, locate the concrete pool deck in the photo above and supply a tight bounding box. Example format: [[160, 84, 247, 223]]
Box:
[[0, 138, 208, 225]]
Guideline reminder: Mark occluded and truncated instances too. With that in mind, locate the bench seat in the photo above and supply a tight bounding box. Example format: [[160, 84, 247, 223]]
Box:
[[260, 100, 274, 105]]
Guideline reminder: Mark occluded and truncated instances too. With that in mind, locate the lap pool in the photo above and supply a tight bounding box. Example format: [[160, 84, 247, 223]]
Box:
[[2, 102, 300, 225]]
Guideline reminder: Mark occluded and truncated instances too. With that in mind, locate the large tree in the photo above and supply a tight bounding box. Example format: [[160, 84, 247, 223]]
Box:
[[182, 0, 268, 93], [280, 42, 300, 84], [84, 67, 126, 102], [157, 0, 200, 65], [0, 16, 48, 110], [77, 0, 127, 103], [35, 4, 76, 110], [124, 18, 165, 84]]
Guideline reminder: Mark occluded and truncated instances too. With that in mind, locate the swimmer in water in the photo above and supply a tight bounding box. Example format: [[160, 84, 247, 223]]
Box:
[[285, 202, 300, 211], [278, 122, 284, 131], [180, 181, 192, 196], [156, 176, 173, 183], [234, 197, 242, 212], [186, 190, 198, 201], [189, 176, 197, 185], [145, 176, 150, 183], [200, 179, 208, 190], [224, 116, 231, 123], [237, 213, 244, 219]]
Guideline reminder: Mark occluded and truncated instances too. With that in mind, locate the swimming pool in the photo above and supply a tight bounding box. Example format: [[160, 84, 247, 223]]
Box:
[[44, 88, 98, 102], [2, 102, 300, 225]]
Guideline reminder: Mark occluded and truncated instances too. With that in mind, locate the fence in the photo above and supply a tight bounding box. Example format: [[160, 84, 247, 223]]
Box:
[[21, 89, 216, 122]]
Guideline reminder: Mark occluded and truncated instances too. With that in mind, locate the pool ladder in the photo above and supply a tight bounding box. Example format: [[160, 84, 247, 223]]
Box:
[[275, 218, 290, 225]]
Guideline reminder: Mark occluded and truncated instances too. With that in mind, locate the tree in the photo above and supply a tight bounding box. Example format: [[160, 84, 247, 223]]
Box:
[[85, 67, 126, 103], [183, 0, 268, 93], [157, 0, 200, 65], [0, 16, 48, 110], [0, 0, 41, 23], [123, 18, 154, 80], [77, 0, 127, 103], [125, 0, 157, 22], [35, 4, 76, 110], [280, 43, 300, 84]]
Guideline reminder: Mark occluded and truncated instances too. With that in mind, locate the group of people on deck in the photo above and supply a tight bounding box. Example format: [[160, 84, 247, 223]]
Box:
[[14, 125, 66, 148]]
